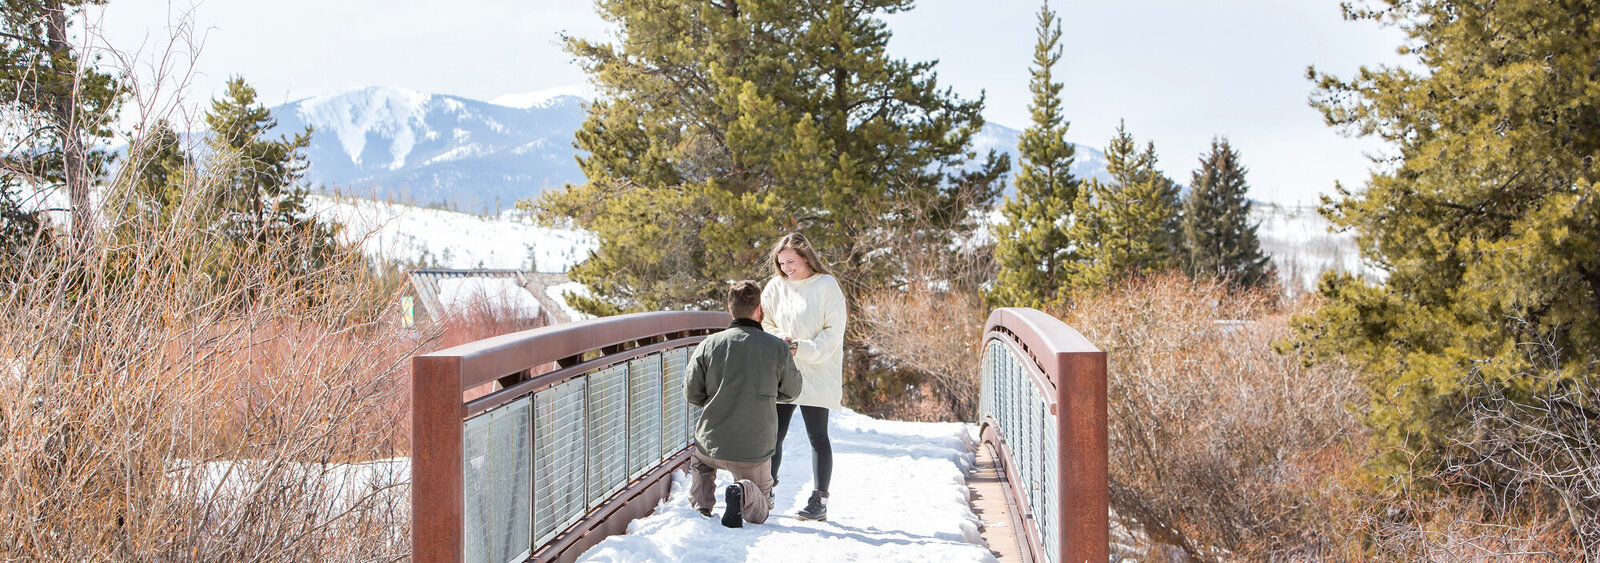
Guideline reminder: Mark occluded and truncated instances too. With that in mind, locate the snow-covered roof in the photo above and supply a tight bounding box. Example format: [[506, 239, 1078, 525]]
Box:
[[435, 275, 541, 319]]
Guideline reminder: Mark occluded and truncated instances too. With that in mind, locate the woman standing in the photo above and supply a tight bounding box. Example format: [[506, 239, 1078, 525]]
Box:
[[761, 232, 846, 522]]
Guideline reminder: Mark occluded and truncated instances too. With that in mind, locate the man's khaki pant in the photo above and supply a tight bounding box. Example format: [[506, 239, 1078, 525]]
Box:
[[689, 449, 775, 524]]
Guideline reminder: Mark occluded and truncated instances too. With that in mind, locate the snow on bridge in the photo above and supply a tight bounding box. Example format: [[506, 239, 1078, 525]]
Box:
[[578, 410, 992, 562]]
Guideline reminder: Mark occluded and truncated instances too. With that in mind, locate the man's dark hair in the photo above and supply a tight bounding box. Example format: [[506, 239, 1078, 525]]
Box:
[[728, 280, 762, 318]]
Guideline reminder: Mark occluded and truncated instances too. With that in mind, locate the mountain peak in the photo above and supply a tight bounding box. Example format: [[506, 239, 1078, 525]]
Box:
[[490, 85, 595, 109], [290, 86, 444, 169]]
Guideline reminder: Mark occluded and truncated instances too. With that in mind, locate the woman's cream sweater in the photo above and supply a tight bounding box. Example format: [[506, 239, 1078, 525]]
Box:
[[760, 273, 847, 410]]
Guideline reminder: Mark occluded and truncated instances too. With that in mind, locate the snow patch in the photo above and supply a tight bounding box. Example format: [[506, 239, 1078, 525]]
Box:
[[424, 143, 486, 165], [546, 281, 594, 322], [308, 194, 595, 271], [1251, 202, 1380, 290]]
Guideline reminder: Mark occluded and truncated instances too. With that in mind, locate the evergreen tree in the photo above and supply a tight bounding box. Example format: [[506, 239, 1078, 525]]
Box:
[[989, 0, 1078, 309], [0, 178, 42, 263], [205, 78, 317, 239], [202, 77, 335, 273], [537, 0, 1008, 314], [1065, 122, 1179, 291], [113, 119, 190, 225], [1181, 137, 1270, 287], [131, 120, 188, 211], [1290, 0, 1600, 492], [1148, 141, 1184, 260], [0, 0, 122, 244]]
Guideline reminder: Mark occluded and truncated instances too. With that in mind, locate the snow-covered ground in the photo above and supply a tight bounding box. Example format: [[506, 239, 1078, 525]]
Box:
[[307, 194, 595, 270], [1252, 202, 1377, 290], [180, 457, 410, 505], [579, 409, 992, 563]]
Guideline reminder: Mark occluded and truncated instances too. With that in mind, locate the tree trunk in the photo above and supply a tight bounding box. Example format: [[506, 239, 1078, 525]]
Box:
[[45, 0, 93, 246]]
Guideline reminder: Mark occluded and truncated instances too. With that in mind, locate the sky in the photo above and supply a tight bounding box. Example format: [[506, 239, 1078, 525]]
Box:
[[91, 0, 1409, 205]]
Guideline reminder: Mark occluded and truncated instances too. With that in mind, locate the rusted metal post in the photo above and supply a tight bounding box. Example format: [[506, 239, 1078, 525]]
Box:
[[1057, 347, 1107, 563], [413, 355, 464, 563], [981, 308, 1109, 563]]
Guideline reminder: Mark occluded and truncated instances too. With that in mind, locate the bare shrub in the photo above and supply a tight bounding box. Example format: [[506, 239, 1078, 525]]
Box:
[[1334, 493, 1579, 562], [1318, 323, 1596, 562], [854, 285, 987, 421], [1056, 273, 1365, 560], [848, 187, 994, 422], [0, 122, 418, 561]]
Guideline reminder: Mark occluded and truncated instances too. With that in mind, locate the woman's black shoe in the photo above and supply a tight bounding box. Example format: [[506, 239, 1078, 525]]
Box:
[[795, 490, 828, 521]]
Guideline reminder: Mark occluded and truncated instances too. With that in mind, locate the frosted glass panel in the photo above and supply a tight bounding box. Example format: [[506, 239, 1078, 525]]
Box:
[[463, 397, 532, 563], [533, 378, 586, 545], [660, 349, 689, 457], [586, 365, 630, 505], [629, 356, 664, 477]]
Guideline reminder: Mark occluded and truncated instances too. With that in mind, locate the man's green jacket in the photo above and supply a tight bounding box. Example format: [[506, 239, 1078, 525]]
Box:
[[686, 318, 803, 463]]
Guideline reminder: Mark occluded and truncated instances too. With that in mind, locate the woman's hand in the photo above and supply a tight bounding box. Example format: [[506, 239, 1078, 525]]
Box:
[[784, 337, 798, 356]]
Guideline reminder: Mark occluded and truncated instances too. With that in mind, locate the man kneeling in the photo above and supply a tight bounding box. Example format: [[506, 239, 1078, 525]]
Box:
[[686, 280, 803, 527]]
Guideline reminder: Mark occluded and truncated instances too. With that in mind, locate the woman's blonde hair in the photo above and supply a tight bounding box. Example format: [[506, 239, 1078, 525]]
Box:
[[767, 232, 832, 278]]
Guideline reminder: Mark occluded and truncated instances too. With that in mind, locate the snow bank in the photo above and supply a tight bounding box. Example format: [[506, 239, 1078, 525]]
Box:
[[308, 194, 595, 271], [579, 409, 993, 562], [174, 457, 410, 516], [546, 281, 594, 322]]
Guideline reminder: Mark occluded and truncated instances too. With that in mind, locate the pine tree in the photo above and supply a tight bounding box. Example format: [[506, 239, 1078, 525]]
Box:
[[0, 0, 122, 244], [115, 119, 190, 224], [1181, 137, 1270, 287], [1290, 0, 1600, 491], [0, 178, 42, 263], [202, 77, 335, 273], [205, 77, 317, 239], [537, 0, 1009, 314], [989, 0, 1078, 310], [1065, 122, 1179, 291]]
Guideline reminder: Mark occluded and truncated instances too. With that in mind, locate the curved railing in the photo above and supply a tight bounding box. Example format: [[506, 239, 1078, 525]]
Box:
[[978, 308, 1108, 563], [412, 311, 731, 563]]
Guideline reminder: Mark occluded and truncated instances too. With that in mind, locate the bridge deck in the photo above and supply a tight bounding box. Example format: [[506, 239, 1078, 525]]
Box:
[[971, 440, 1029, 562], [574, 409, 996, 561]]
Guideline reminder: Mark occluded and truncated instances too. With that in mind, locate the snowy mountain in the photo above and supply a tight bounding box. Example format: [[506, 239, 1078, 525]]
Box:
[[271, 86, 588, 212], [970, 122, 1112, 194], [270, 86, 1114, 211]]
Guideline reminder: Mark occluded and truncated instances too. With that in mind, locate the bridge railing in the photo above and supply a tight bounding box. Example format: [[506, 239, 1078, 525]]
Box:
[[412, 311, 731, 563], [978, 308, 1108, 563]]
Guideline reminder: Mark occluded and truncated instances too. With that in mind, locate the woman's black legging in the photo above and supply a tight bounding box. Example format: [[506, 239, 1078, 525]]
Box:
[[772, 403, 832, 492]]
